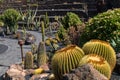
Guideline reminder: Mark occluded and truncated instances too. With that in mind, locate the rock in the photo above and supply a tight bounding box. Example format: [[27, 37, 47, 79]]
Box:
[[113, 58, 120, 74], [116, 53, 120, 58], [30, 73, 50, 80], [4, 64, 26, 80], [39, 63, 50, 71], [63, 64, 108, 80], [25, 34, 36, 45]]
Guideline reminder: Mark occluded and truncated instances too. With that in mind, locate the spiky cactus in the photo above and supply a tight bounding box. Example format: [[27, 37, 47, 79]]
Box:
[[44, 12, 49, 28], [24, 52, 33, 69], [41, 21, 45, 42], [79, 54, 111, 79], [51, 45, 85, 80], [37, 42, 48, 67], [82, 39, 116, 71]]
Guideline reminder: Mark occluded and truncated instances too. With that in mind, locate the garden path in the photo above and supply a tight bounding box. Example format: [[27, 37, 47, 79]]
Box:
[[0, 30, 46, 76]]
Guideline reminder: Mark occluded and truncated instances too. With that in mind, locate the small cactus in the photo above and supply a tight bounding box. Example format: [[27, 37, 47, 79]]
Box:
[[55, 33, 61, 42], [31, 43, 37, 54], [82, 39, 116, 71], [79, 54, 111, 79], [24, 52, 34, 69], [51, 44, 84, 80], [37, 42, 48, 67]]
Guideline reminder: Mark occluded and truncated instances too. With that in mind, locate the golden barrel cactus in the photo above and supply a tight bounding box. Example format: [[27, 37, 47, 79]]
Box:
[[79, 54, 111, 79], [51, 45, 84, 80], [82, 39, 116, 71]]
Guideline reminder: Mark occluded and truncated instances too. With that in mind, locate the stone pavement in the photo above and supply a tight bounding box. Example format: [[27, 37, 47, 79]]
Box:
[[0, 30, 45, 76]]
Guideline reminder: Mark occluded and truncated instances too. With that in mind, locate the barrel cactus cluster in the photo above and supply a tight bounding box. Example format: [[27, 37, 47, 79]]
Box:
[[82, 39, 116, 71], [51, 39, 116, 80]]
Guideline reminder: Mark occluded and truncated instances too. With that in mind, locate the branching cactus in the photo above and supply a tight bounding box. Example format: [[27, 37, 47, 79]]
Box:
[[82, 39, 116, 71], [51, 45, 85, 80], [37, 42, 48, 67], [79, 54, 111, 79], [24, 52, 33, 69]]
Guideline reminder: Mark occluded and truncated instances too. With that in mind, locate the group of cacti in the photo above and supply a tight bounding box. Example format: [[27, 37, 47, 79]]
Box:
[[51, 39, 116, 80], [22, 12, 116, 79], [24, 20, 48, 75]]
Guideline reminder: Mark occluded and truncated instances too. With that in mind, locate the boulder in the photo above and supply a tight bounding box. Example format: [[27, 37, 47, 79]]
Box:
[[4, 64, 26, 80], [63, 64, 108, 80]]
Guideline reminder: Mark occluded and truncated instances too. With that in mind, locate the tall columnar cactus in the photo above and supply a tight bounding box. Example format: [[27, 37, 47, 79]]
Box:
[[41, 21, 45, 42], [24, 52, 33, 69], [44, 12, 49, 28], [51, 45, 85, 80], [37, 42, 48, 67], [79, 54, 111, 79], [82, 39, 116, 71]]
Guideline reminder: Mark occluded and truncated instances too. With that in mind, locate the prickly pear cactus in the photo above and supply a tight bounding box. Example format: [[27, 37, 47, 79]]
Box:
[[82, 39, 116, 71], [51, 44, 84, 80], [79, 54, 111, 79], [24, 52, 33, 69], [37, 42, 48, 67]]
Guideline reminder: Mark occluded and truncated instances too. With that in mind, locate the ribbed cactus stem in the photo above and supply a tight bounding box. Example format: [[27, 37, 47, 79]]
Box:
[[82, 39, 116, 71], [24, 52, 33, 69], [37, 42, 48, 67], [51, 45, 84, 80], [44, 12, 49, 28], [41, 21, 45, 42], [79, 54, 111, 79]]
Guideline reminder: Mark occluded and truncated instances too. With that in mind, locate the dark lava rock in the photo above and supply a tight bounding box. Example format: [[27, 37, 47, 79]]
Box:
[[62, 64, 108, 80]]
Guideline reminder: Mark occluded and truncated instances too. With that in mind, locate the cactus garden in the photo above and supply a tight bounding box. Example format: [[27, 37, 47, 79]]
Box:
[[0, 0, 120, 80]]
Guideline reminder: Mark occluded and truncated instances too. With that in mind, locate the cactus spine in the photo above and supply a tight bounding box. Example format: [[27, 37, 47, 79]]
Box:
[[51, 45, 84, 80], [82, 39, 116, 71], [37, 20, 48, 67], [79, 54, 111, 79], [37, 42, 48, 67], [24, 52, 33, 69]]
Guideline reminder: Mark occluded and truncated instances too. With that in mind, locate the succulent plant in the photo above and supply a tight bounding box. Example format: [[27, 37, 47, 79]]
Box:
[[31, 43, 37, 54], [79, 54, 111, 79], [45, 38, 51, 46], [80, 9, 120, 47], [82, 39, 116, 71], [1, 8, 21, 34], [55, 33, 61, 42], [61, 12, 82, 30], [41, 21, 45, 42], [24, 52, 34, 69], [37, 42, 48, 67], [51, 44, 84, 80]]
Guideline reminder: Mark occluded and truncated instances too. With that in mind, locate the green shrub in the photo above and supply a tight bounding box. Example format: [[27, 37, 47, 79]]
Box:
[[80, 8, 120, 50], [1, 9, 21, 34], [61, 12, 82, 30]]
